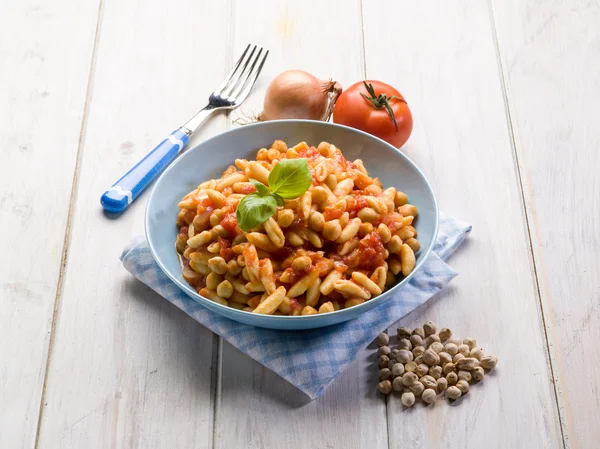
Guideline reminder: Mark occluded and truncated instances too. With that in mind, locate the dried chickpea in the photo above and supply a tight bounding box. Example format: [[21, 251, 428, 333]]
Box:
[[425, 335, 441, 347], [392, 376, 404, 392], [412, 327, 425, 338], [458, 371, 472, 382], [453, 353, 466, 364], [397, 327, 412, 339], [446, 386, 462, 400], [456, 380, 470, 394], [412, 345, 425, 357], [414, 355, 423, 365], [391, 363, 405, 377], [422, 349, 440, 366], [420, 375, 437, 390], [439, 352, 452, 365], [421, 388, 437, 405], [398, 338, 412, 351], [375, 333, 389, 347], [379, 368, 392, 381], [416, 363, 429, 377], [409, 381, 425, 397], [463, 338, 477, 350], [401, 392, 416, 407], [470, 347, 485, 361], [457, 344, 471, 356], [378, 380, 392, 395], [436, 377, 448, 392], [438, 327, 452, 342], [377, 346, 391, 357], [402, 371, 418, 386], [378, 355, 390, 369], [472, 367, 485, 381], [480, 356, 498, 370], [405, 361, 417, 373], [429, 365, 443, 379], [457, 357, 480, 371], [423, 320, 437, 336], [429, 342, 444, 354], [444, 343, 458, 356], [397, 349, 413, 364], [410, 334, 424, 347], [443, 363, 456, 375], [446, 372, 458, 386]]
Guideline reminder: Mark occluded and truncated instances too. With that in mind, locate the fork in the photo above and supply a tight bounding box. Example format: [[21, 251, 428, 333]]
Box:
[[101, 44, 269, 213]]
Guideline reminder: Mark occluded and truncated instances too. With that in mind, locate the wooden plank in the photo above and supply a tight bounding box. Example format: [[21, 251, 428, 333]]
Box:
[[214, 1, 388, 448], [363, 1, 563, 448], [491, 0, 600, 446], [35, 0, 231, 447], [0, 0, 100, 447]]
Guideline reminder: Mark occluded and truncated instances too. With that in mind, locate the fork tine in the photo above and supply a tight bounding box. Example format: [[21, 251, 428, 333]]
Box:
[[222, 45, 258, 98], [231, 49, 269, 103], [228, 47, 263, 100], [213, 44, 251, 96]]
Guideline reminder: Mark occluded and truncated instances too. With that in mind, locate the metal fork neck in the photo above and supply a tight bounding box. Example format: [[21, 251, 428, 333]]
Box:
[[180, 105, 220, 136]]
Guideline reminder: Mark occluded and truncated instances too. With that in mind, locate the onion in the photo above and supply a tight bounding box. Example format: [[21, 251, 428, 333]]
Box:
[[259, 70, 343, 122]]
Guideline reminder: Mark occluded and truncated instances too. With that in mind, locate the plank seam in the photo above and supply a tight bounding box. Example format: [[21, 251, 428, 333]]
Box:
[[33, 0, 106, 446], [359, 3, 390, 448], [486, 1, 569, 447], [211, 2, 235, 447]]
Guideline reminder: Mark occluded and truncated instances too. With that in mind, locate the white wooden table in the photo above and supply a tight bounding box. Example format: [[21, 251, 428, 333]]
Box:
[[2, 0, 598, 448]]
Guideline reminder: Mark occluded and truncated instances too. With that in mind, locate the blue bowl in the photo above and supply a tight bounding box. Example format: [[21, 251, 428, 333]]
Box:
[[146, 120, 438, 330]]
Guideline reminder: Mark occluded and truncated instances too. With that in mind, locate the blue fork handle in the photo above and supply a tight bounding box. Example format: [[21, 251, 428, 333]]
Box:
[[101, 129, 190, 213]]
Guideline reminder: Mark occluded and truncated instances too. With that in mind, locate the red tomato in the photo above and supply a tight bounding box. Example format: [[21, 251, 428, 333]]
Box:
[[333, 80, 413, 148]]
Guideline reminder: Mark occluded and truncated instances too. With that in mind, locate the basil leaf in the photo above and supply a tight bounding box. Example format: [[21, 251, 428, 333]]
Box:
[[268, 158, 312, 199], [236, 193, 278, 231], [249, 178, 270, 196], [272, 193, 285, 207]]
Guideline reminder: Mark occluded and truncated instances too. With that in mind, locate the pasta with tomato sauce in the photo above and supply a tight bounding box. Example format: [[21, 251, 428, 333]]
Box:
[[175, 140, 421, 315]]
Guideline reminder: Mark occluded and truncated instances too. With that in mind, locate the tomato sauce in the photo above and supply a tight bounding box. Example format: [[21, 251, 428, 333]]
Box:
[[220, 213, 239, 235], [218, 237, 235, 261], [342, 232, 386, 271], [278, 267, 304, 285], [178, 226, 189, 238], [239, 183, 256, 194], [297, 146, 322, 163], [323, 204, 344, 221]]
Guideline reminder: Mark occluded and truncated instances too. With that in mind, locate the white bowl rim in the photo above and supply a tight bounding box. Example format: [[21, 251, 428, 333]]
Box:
[[145, 119, 439, 321]]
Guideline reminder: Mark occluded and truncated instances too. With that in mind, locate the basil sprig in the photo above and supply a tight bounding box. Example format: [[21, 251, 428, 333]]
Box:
[[236, 158, 312, 231]]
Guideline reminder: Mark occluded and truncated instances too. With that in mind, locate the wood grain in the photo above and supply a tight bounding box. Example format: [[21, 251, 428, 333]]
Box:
[[213, 1, 387, 448], [491, 0, 600, 446], [34, 0, 232, 447], [0, 1, 100, 447], [363, 1, 563, 447]]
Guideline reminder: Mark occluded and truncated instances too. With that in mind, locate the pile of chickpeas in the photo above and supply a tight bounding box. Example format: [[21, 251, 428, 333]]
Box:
[[375, 321, 498, 406]]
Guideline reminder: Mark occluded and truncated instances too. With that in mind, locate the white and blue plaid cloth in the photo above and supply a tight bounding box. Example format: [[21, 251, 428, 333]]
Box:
[[121, 213, 471, 400]]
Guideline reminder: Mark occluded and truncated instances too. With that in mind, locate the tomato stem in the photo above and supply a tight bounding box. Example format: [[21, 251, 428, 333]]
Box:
[[360, 81, 405, 131]]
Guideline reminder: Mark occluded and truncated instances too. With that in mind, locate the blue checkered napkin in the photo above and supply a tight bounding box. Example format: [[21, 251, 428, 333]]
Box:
[[121, 213, 471, 400]]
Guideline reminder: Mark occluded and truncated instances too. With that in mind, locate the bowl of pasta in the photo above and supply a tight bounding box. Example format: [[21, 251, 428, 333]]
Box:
[[146, 120, 438, 329]]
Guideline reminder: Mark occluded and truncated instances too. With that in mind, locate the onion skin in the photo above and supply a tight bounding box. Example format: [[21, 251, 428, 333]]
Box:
[[259, 70, 342, 121]]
